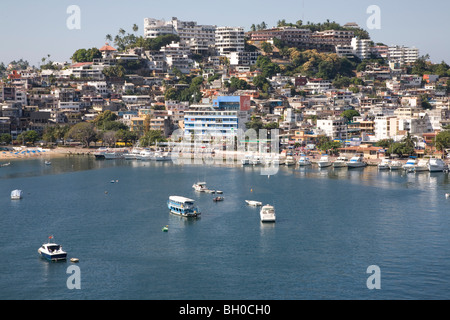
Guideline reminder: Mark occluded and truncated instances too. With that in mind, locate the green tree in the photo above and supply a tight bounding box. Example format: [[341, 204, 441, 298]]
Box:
[[341, 110, 360, 123], [139, 130, 167, 147], [434, 131, 450, 152], [0, 133, 12, 144], [65, 122, 97, 147], [17, 130, 39, 145]]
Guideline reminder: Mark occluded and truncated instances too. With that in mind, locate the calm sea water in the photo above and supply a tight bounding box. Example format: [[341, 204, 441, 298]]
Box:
[[0, 156, 449, 300]]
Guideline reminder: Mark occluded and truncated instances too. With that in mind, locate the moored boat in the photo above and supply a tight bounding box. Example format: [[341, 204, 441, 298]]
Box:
[[317, 155, 332, 168], [347, 155, 367, 168], [11, 189, 23, 200], [193, 182, 207, 192], [38, 236, 67, 262], [298, 154, 312, 166], [260, 204, 276, 222], [378, 158, 391, 170], [428, 158, 446, 172], [333, 157, 348, 168], [245, 200, 262, 207], [403, 157, 417, 171], [389, 160, 403, 171], [167, 196, 201, 218]]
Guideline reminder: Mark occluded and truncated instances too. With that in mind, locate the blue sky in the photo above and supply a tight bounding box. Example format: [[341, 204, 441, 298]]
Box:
[[1, 0, 449, 66]]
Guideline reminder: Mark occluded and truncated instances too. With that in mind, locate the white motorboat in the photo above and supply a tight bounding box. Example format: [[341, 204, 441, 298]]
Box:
[[414, 159, 429, 172], [38, 237, 67, 261], [139, 150, 154, 161], [154, 151, 171, 161], [193, 182, 207, 192], [446, 193, 450, 199], [285, 156, 296, 166], [260, 204, 276, 222], [250, 155, 262, 166], [241, 154, 252, 165], [245, 200, 262, 207], [347, 155, 367, 168], [333, 157, 348, 168], [124, 148, 142, 160], [403, 157, 417, 171], [298, 154, 312, 166], [11, 189, 23, 200], [317, 155, 332, 168], [378, 158, 391, 170], [44, 161, 51, 165], [428, 158, 446, 172], [389, 160, 403, 171]]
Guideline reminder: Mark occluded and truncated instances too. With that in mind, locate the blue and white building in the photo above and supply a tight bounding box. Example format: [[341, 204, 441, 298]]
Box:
[[184, 96, 251, 137]]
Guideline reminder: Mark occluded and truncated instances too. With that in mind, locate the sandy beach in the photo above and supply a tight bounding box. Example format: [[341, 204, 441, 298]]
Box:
[[0, 146, 94, 162]]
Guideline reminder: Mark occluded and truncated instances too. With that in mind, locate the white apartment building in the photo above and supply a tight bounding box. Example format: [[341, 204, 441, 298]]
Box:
[[317, 117, 348, 140], [351, 38, 371, 60], [215, 27, 245, 55], [160, 41, 194, 73], [229, 51, 261, 66], [144, 17, 216, 54], [335, 45, 354, 58], [388, 45, 419, 64], [374, 116, 399, 140]]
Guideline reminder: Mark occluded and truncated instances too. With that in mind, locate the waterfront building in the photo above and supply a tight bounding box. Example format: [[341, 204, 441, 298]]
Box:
[[317, 117, 348, 140], [184, 96, 251, 137]]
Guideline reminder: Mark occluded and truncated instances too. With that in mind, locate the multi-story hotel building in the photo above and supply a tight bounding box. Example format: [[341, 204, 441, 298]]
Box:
[[215, 27, 245, 55], [184, 96, 251, 137], [144, 17, 216, 54], [388, 45, 419, 64]]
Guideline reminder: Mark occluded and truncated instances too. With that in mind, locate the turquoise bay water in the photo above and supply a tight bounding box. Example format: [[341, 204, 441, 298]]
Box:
[[0, 157, 449, 300]]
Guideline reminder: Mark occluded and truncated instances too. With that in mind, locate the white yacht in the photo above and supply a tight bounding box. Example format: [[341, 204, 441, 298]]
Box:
[[414, 159, 429, 172], [193, 182, 207, 192], [298, 154, 312, 166], [260, 204, 276, 223], [285, 156, 296, 166], [11, 189, 23, 200], [317, 155, 332, 168], [378, 158, 391, 170], [333, 156, 348, 168], [403, 157, 417, 171], [428, 158, 446, 172], [347, 155, 367, 168], [272, 154, 285, 166], [38, 237, 67, 261], [389, 160, 403, 171]]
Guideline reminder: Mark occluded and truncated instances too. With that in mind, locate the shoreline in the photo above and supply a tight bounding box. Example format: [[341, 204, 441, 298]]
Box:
[[0, 147, 94, 162]]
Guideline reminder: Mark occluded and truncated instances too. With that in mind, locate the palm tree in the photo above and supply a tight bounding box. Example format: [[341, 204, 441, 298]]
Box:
[[105, 34, 113, 43], [132, 24, 139, 33]]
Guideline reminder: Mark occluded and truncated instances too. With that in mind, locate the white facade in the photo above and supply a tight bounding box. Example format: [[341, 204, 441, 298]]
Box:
[[144, 17, 216, 54], [317, 117, 348, 140], [388, 45, 419, 64], [215, 27, 245, 55], [160, 41, 194, 73], [351, 38, 371, 60]]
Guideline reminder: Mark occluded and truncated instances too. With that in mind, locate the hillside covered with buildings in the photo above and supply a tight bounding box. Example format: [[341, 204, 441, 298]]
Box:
[[1, 17, 450, 157]]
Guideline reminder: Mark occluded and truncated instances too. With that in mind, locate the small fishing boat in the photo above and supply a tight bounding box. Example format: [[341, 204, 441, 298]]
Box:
[[213, 197, 224, 202], [44, 161, 51, 165], [216, 190, 223, 194], [70, 258, 79, 263], [162, 225, 169, 232], [245, 200, 262, 207]]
